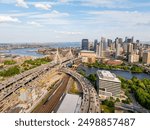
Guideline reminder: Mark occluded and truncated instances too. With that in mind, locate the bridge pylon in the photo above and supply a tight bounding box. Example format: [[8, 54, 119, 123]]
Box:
[[54, 48, 62, 64], [65, 47, 74, 60]]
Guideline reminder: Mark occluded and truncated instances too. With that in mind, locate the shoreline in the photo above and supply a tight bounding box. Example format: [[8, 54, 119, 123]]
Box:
[[79, 65, 150, 78], [84, 65, 147, 74]]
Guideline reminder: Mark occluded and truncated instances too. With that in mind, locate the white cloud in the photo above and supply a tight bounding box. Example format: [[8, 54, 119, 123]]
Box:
[[55, 30, 82, 35], [28, 10, 69, 19], [27, 21, 42, 27], [16, 0, 28, 8], [59, 0, 71, 3], [85, 10, 150, 27], [27, 10, 70, 25], [50, 10, 70, 17], [34, 3, 52, 10], [68, 0, 130, 8], [136, 21, 150, 26], [0, 16, 20, 23]]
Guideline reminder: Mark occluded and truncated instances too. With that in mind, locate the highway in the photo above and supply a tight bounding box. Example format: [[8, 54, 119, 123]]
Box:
[[0, 57, 101, 113], [115, 103, 149, 113], [0, 62, 60, 102], [61, 68, 100, 113], [33, 76, 69, 113]]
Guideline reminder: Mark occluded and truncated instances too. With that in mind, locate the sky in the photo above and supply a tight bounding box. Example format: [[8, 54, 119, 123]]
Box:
[[0, 0, 150, 43]]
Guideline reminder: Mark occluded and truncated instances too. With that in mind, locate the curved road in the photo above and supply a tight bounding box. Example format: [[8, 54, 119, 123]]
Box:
[[61, 68, 100, 113]]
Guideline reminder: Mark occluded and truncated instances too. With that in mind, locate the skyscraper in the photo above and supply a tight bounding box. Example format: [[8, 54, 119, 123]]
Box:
[[96, 37, 105, 58], [131, 36, 134, 43], [107, 39, 112, 47], [115, 39, 120, 58], [142, 51, 150, 64], [118, 38, 123, 44], [94, 39, 98, 52], [96, 43, 103, 58], [127, 43, 134, 60], [101, 37, 107, 51], [128, 54, 139, 63], [125, 37, 134, 43], [81, 39, 89, 50], [127, 43, 134, 54]]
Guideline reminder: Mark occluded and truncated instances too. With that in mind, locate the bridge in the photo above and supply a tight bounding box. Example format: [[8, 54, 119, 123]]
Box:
[[61, 68, 100, 113], [0, 48, 100, 113]]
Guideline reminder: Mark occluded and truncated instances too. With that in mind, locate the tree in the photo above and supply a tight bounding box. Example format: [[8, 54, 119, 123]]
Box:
[[115, 98, 120, 103], [87, 74, 96, 83], [127, 80, 133, 85]]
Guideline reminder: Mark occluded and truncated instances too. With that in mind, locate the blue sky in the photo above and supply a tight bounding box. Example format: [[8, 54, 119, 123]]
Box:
[[0, 0, 150, 43]]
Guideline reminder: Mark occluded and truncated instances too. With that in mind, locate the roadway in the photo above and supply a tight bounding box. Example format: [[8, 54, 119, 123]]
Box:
[[61, 68, 100, 113], [115, 103, 149, 113], [0, 62, 59, 102], [0, 57, 100, 113]]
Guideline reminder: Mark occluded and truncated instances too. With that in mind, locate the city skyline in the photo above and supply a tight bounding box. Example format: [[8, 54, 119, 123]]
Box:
[[0, 0, 150, 42]]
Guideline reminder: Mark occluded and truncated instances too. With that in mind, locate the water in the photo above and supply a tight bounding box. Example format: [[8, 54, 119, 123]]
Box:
[[47, 42, 80, 48], [0, 48, 43, 57], [78, 65, 150, 80], [0, 42, 81, 57]]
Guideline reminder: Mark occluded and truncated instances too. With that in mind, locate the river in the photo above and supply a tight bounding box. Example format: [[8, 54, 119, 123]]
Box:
[[0, 42, 80, 57], [0, 48, 43, 57], [78, 65, 150, 80]]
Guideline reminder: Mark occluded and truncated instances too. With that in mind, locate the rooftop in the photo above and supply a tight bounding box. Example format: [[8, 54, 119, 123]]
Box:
[[56, 94, 81, 113], [97, 70, 121, 83], [80, 50, 95, 53]]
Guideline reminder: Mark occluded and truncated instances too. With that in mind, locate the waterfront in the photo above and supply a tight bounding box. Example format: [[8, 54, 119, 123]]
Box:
[[78, 65, 150, 79], [0, 42, 80, 57], [0, 48, 43, 57]]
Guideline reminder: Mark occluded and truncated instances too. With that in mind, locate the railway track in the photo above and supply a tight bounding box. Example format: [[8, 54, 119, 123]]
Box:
[[33, 76, 69, 113], [61, 68, 100, 113]]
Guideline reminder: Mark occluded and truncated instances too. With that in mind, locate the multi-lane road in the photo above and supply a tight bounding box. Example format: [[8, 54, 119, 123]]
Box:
[[0, 62, 58, 102], [0, 57, 101, 113], [61, 68, 100, 113]]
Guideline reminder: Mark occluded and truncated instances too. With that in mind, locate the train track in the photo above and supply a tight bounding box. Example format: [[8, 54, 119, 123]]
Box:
[[33, 76, 69, 113], [61, 68, 100, 113]]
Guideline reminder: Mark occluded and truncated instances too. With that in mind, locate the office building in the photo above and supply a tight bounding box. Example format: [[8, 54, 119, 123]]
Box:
[[89, 42, 94, 50], [142, 51, 150, 64], [96, 42, 104, 58], [115, 38, 120, 58], [116, 43, 120, 58], [96, 70, 121, 98], [118, 38, 123, 44], [128, 53, 139, 63], [123, 43, 128, 53], [136, 40, 140, 44], [101, 37, 107, 51], [96, 37, 105, 58], [139, 48, 144, 59], [125, 36, 134, 43], [127, 43, 133, 60], [80, 50, 96, 63], [81, 39, 89, 50], [107, 39, 112, 47], [127, 43, 133, 54], [94, 39, 98, 52]]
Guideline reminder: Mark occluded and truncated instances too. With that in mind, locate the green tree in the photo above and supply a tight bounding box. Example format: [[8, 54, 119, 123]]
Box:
[[0, 66, 20, 77], [4, 60, 16, 65]]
